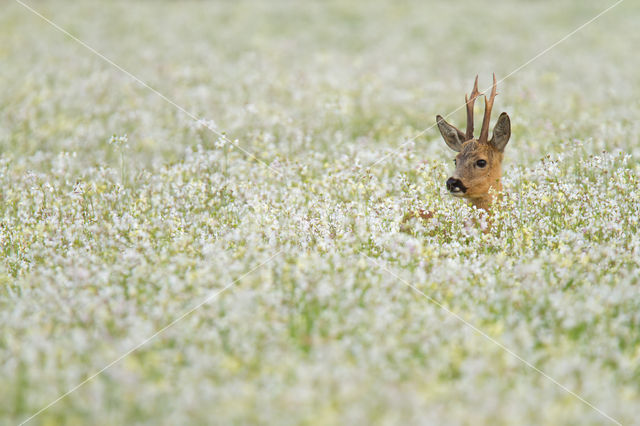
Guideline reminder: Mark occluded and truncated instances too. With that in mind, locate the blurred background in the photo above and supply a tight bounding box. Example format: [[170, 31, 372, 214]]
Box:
[[2, 0, 638, 172]]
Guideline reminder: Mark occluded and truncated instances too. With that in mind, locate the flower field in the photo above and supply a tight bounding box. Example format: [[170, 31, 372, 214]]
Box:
[[1, 0, 639, 424]]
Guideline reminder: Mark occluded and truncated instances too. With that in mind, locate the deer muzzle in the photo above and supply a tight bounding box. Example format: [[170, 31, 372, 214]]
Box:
[[446, 177, 467, 195]]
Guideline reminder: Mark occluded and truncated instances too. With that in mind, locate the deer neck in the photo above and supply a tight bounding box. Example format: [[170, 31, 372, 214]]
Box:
[[470, 159, 503, 211], [469, 186, 500, 211]]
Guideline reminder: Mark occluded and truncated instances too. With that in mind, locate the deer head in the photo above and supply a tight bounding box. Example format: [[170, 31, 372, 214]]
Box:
[[436, 74, 511, 211]]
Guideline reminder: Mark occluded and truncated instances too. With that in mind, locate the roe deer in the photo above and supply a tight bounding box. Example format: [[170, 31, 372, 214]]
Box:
[[436, 74, 511, 211]]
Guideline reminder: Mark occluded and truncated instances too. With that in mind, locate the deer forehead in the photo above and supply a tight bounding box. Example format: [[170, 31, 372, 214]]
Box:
[[456, 140, 494, 162]]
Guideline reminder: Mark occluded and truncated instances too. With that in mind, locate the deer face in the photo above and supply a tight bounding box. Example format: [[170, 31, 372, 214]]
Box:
[[448, 139, 503, 199], [436, 75, 511, 209]]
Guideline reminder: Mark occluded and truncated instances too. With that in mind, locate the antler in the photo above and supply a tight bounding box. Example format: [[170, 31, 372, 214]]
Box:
[[479, 73, 498, 143], [465, 75, 481, 140]]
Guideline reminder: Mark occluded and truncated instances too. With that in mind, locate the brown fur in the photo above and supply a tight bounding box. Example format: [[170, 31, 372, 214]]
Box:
[[452, 140, 503, 209]]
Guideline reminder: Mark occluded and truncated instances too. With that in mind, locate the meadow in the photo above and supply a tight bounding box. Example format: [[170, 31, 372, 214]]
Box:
[[1, 0, 640, 424]]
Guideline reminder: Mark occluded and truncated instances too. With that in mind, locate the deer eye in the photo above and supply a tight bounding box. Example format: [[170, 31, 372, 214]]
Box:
[[476, 159, 487, 168], [453, 159, 457, 166]]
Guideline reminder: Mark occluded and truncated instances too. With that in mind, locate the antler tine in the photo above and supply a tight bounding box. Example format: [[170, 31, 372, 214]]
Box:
[[465, 75, 481, 140], [479, 73, 498, 143]]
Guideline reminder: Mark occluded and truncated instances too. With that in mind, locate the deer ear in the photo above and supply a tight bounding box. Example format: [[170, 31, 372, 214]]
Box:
[[436, 115, 465, 152], [490, 112, 511, 152]]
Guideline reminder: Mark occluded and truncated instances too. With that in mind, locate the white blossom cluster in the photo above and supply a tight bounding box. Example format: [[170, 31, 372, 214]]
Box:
[[2, 0, 640, 424]]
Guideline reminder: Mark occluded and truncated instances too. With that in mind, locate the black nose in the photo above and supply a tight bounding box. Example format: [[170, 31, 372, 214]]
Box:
[[446, 177, 466, 193]]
